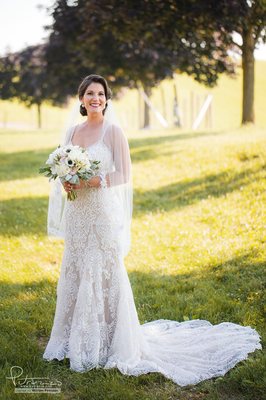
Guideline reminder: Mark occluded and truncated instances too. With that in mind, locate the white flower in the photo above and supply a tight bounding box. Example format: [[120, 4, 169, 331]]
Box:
[[41, 144, 99, 192], [46, 153, 55, 165], [54, 147, 65, 157], [51, 165, 57, 175], [68, 148, 84, 161], [84, 161, 92, 171], [55, 163, 71, 177]]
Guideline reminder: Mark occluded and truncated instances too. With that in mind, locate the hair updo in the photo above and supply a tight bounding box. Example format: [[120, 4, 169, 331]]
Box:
[[78, 74, 112, 116]]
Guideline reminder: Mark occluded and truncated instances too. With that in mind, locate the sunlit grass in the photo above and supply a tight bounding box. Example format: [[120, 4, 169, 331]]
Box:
[[0, 126, 265, 400]]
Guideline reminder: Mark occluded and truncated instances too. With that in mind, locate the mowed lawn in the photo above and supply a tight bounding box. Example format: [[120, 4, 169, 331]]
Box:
[[0, 126, 265, 400]]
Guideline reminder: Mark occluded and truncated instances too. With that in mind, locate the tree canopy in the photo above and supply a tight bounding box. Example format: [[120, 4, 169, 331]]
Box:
[[45, 0, 238, 94], [0, 44, 67, 128], [1, 0, 265, 125]]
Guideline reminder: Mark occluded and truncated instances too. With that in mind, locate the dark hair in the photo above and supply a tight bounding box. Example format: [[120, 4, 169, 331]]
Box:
[[78, 74, 112, 116]]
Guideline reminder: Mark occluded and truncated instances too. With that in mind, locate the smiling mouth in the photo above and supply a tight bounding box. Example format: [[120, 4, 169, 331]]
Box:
[[90, 103, 100, 107]]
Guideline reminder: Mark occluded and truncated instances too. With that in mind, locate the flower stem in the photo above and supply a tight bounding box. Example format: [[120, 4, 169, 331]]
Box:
[[67, 190, 77, 201]]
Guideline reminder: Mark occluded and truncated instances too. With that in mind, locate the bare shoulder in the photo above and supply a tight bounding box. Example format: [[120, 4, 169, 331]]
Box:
[[74, 122, 86, 134], [105, 123, 123, 137]]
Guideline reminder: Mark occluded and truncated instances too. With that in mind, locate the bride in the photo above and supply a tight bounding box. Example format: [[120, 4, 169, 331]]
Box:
[[43, 74, 262, 387]]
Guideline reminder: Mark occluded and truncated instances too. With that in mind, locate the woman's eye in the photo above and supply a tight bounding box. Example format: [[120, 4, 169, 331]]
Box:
[[86, 92, 104, 95]]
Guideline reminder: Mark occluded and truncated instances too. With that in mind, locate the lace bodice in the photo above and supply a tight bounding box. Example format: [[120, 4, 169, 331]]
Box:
[[64, 140, 124, 228]]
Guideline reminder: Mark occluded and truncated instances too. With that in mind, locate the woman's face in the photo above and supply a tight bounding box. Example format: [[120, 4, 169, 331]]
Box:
[[81, 82, 106, 115]]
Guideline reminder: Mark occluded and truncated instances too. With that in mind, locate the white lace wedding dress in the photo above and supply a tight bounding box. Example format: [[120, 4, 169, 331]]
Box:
[[43, 123, 262, 387]]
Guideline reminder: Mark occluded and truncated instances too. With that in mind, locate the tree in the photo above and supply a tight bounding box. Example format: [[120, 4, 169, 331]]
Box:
[[0, 44, 68, 128], [0, 54, 18, 99], [91, 0, 266, 125], [45, 0, 237, 127], [108, 0, 266, 124], [230, 0, 266, 124], [73, 0, 266, 125]]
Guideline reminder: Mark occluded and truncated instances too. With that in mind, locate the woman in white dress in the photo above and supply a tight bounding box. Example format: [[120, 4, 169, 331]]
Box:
[[43, 74, 262, 387]]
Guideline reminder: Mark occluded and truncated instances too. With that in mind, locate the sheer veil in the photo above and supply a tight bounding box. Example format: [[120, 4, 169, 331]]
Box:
[[47, 99, 133, 257]]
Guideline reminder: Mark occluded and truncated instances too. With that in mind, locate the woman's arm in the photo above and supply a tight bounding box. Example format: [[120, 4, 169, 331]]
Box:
[[103, 124, 131, 187]]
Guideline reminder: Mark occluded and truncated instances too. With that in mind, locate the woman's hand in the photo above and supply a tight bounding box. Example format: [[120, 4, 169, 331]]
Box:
[[73, 178, 100, 189], [62, 176, 106, 192], [62, 181, 73, 193], [62, 180, 85, 192], [71, 180, 86, 190], [86, 176, 101, 188]]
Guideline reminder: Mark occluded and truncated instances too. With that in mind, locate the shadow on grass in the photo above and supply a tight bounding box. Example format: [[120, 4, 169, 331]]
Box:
[[134, 165, 265, 215], [0, 148, 53, 182], [128, 130, 225, 150], [129, 130, 225, 163], [131, 254, 265, 327], [0, 131, 225, 182], [0, 196, 48, 236], [1, 163, 264, 236], [0, 252, 264, 399]]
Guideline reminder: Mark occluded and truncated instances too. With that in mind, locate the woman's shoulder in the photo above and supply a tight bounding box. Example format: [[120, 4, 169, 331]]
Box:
[[103, 123, 128, 150], [104, 121, 124, 137], [65, 123, 78, 135], [71, 122, 84, 133], [65, 122, 85, 142]]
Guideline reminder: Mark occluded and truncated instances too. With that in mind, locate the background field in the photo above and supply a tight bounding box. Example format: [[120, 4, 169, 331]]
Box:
[[0, 121, 265, 399], [0, 60, 265, 132]]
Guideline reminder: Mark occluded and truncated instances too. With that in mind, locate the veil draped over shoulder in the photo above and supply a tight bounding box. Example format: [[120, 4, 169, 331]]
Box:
[[47, 100, 133, 257]]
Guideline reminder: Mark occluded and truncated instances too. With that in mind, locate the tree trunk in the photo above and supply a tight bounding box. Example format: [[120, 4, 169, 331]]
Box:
[[173, 82, 181, 127], [160, 86, 166, 120], [143, 86, 151, 129], [37, 103, 42, 129], [138, 88, 142, 129], [242, 27, 255, 125]]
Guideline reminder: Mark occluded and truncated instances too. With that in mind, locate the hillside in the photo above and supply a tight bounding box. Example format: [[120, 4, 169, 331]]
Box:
[[0, 125, 265, 399]]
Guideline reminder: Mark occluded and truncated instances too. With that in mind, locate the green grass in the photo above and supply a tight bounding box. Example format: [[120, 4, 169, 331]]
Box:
[[0, 126, 265, 400]]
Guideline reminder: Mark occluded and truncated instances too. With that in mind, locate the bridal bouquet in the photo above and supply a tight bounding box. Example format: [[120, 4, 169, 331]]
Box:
[[39, 144, 100, 200]]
